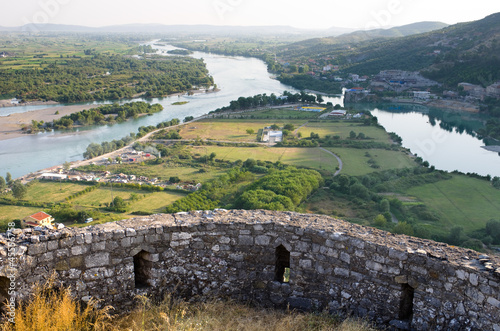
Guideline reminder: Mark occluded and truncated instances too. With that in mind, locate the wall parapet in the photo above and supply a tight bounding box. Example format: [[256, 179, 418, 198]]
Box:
[[1, 209, 499, 330]]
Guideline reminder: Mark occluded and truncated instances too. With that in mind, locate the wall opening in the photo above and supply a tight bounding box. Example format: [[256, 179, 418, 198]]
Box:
[[399, 284, 414, 320], [0, 277, 9, 311], [275, 245, 290, 282], [133, 250, 153, 289]]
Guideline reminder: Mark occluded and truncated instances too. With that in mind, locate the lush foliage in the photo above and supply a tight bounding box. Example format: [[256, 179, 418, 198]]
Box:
[[52, 102, 163, 130], [0, 54, 213, 102]]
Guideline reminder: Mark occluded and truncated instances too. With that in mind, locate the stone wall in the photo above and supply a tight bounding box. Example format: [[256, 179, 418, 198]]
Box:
[[1, 210, 499, 330]]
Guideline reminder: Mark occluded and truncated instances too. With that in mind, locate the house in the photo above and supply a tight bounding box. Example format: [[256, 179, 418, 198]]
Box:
[[23, 212, 54, 228], [413, 91, 431, 101], [39, 173, 68, 181], [328, 110, 347, 117]]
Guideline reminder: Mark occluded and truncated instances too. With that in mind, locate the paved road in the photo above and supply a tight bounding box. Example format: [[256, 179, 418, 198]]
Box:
[[319, 147, 343, 176]]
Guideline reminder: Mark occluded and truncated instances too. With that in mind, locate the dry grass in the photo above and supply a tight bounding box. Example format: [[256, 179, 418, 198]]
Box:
[[112, 295, 376, 331], [1, 281, 377, 331], [0, 277, 112, 331]]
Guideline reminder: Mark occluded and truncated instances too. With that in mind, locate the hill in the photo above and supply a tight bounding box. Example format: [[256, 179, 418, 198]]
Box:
[[279, 13, 500, 88], [278, 21, 448, 55]]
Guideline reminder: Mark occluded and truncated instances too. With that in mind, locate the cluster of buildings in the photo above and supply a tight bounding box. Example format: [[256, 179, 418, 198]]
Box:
[[370, 70, 440, 92], [458, 82, 500, 101]]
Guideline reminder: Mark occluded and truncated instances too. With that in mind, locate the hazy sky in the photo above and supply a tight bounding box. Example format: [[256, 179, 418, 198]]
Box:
[[3, 0, 500, 29]]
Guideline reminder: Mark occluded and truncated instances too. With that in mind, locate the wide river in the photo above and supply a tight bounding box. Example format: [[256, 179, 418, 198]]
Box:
[[0, 44, 499, 178]]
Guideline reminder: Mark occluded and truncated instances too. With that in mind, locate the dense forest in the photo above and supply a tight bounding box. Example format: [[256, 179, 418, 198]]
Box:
[[52, 102, 163, 129], [0, 54, 213, 102]]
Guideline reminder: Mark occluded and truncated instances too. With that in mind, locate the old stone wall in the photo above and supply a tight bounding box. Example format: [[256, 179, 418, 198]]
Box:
[[1, 210, 499, 330]]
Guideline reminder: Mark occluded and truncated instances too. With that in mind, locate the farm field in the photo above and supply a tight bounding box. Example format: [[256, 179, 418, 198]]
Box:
[[105, 163, 226, 184], [2, 181, 88, 203], [234, 108, 323, 119], [298, 121, 390, 143], [178, 118, 308, 142], [406, 175, 500, 234], [325, 147, 416, 176], [190, 146, 339, 173]]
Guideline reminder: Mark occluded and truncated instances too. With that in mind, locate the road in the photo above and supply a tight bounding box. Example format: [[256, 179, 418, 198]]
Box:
[[319, 147, 343, 176]]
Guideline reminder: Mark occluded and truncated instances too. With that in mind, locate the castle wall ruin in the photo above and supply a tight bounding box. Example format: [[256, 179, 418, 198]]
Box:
[[1, 210, 499, 330]]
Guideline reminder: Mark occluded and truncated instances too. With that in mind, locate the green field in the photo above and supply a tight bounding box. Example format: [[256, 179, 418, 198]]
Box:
[[106, 163, 225, 183], [234, 108, 323, 119], [325, 147, 416, 176], [10, 181, 90, 203], [0, 205, 45, 224], [0, 35, 137, 70], [179, 119, 308, 142], [191, 146, 339, 173], [298, 122, 390, 143], [406, 175, 500, 233]]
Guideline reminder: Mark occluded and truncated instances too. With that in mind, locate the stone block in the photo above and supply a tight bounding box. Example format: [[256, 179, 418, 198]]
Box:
[[70, 256, 84, 268], [71, 245, 88, 255], [238, 235, 253, 245], [255, 235, 270, 246], [28, 243, 47, 255], [55, 260, 69, 271], [85, 252, 110, 268], [47, 240, 58, 251]]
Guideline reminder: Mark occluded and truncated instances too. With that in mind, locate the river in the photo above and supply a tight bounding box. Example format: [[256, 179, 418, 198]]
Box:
[[0, 44, 498, 178]]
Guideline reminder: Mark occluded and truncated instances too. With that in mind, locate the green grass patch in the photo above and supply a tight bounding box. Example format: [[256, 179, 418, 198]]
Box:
[[125, 191, 187, 216], [326, 148, 416, 176], [179, 119, 307, 142], [3, 181, 91, 203], [235, 108, 322, 119], [0, 205, 44, 225], [105, 163, 225, 183], [299, 122, 389, 143], [191, 146, 339, 173], [406, 175, 500, 234]]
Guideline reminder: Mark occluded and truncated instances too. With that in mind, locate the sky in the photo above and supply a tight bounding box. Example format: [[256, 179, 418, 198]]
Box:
[[2, 0, 500, 30]]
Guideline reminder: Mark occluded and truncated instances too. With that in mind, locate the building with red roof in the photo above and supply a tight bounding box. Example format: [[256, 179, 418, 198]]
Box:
[[23, 212, 54, 228]]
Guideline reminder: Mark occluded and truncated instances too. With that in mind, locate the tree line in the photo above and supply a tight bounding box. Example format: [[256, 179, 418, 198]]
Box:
[[0, 54, 213, 103]]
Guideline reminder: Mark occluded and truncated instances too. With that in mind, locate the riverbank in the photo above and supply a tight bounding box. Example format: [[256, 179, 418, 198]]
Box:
[[0, 99, 59, 108], [0, 103, 102, 141], [0, 88, 220, 142]]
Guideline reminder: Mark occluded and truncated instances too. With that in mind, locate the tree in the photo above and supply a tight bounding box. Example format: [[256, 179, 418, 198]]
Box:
[[112, 196, 126, 209], [316, 94, 324, 103], [379, 199, 390, 213], [393, 222, 414, 236], [116, 156, 122, 163], [283, 124, 295, 131], [63, 161, 71, 171], [374, 214, 387, 227], [486, 219, 500, 243], [184, 116, 194, 122], [169, 176, 181, 184], [11, 181, 28, 199], [6, 172, 12, 185], [492, 176, 500, 189], [270, 124, 280, 130], [448, 226, 464, 245], [0, 176, 5, 190], [246, 128, 255, 135], [349, 131, 356, 139]]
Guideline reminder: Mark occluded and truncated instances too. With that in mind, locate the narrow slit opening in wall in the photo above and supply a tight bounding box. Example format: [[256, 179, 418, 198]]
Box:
[[399, 283, 414, 321], [275, 245, 290, 283], [133, 250, 153, 289], [0, 277, 9, 312]]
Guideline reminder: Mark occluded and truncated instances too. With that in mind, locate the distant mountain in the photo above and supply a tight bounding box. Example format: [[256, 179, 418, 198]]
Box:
[[342, 13, 500, 87], [0, 23, 353, 37], [281, 21, 449, 53], [277, 13, 500, 88]]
